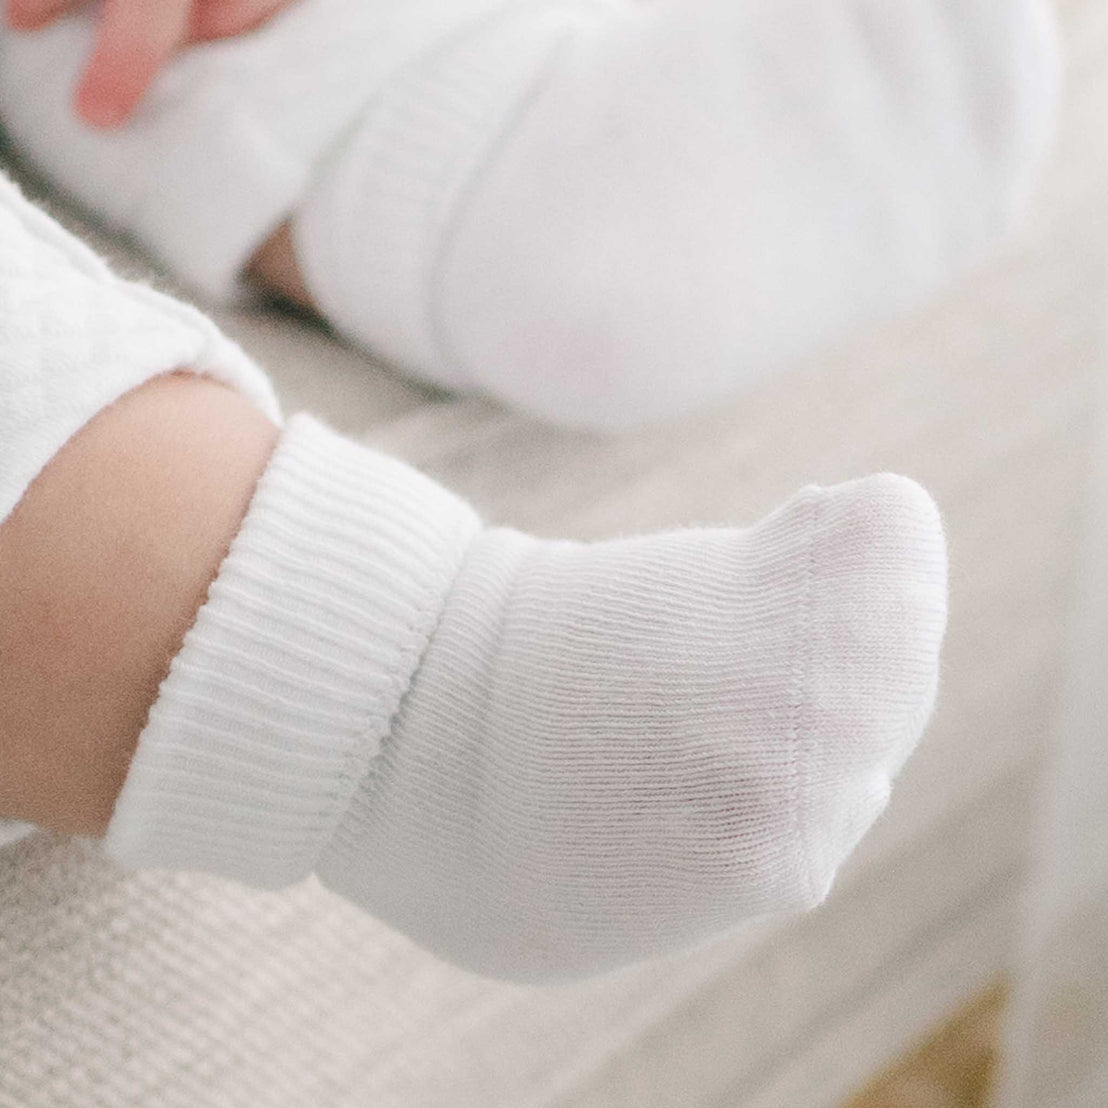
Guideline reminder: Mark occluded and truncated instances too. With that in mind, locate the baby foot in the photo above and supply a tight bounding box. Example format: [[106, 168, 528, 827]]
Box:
[[109, 415, 947, 980]]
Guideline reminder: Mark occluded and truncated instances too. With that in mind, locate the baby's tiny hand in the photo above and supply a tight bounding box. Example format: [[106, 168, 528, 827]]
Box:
[[5, 0, 296, 128]]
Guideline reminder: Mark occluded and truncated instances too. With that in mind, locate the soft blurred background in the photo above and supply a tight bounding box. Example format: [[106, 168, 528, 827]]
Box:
[[0, 0, 1105, 1105]]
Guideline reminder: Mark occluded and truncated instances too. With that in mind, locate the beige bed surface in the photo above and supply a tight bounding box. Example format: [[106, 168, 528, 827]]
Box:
[[0, 2, 1104, 1105]]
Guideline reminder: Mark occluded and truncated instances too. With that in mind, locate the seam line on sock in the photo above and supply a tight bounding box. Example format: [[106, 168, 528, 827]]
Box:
[[790, 490, 823, 907], [307, 483, 483, 874]]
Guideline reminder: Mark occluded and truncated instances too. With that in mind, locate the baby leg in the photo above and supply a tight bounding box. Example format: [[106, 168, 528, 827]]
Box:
[[0, 173, 947, 981]]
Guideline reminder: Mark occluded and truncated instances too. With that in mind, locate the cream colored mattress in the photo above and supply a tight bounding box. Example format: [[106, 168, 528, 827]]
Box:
[[0, 2, 1104, 1105]]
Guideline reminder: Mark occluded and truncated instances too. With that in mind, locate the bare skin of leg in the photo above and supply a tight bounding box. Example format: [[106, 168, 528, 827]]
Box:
[[0, 373, 278, 836], [0, 218, 346, 836], [3, 215, 357, 837], [247, 221, 316, 312]]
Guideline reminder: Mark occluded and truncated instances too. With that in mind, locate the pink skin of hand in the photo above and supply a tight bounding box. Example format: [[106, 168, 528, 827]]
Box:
[[5, 0, 295, 127], [4, 0, 317, 309]]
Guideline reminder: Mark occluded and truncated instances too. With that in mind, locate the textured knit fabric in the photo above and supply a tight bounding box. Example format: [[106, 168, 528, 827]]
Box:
[[0, 0, 1060, 427], [0, 818, 33, 847], [0, 169, 279, 848], [107, 414, 482, 884], [108, 412, 947, 981], [0, 172, 279, 525]]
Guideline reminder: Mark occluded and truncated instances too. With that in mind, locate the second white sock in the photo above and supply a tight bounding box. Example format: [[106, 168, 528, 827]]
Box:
[[293, 0, 1060, 427], [0, 0, 1059, 428]]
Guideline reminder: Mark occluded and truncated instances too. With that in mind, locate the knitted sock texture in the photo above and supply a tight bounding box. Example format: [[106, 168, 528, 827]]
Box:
[[106, 414, 482, 883], [107, 415, 947, 981]]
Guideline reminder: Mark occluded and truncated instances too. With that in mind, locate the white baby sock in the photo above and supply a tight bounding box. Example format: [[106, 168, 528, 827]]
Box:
[[107, 413, 947, 981], [0, 168, 946, 979], [0, 0, 1059, 428]]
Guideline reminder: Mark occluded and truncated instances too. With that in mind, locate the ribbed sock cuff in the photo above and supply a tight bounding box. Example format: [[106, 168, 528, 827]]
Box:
[[100, 0, 573, 302], [293, 1, 608, 384], [105, 413, 482, 886]]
